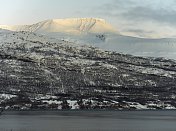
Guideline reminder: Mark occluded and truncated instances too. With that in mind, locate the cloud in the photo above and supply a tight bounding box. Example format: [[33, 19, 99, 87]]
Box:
[[98, 0, 176, 25], [124, 29, 154, 34], [101, 0, 135, 10], [92, 0, 176, 38], [96, 0, 135, 16], [123, 6, 176, 26], [122, 29, 156, 38]]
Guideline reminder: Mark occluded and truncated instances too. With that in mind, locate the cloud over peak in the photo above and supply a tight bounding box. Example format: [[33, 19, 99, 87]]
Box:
[[93, 0, 176, 38]]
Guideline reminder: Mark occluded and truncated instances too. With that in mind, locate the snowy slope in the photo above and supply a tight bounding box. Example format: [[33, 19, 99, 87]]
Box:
[[0, 18, 116, 34], [1, 18, 176, 59], [0, 30, 176, 110], [43, 32, 176, 59]]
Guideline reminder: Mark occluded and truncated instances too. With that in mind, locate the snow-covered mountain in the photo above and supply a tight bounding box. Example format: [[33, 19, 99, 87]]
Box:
[[0, 18, 116, 34], [0, 30, 176, 110], [1, 18, 176, 59]]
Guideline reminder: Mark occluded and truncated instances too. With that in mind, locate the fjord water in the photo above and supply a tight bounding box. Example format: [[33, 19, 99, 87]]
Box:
[[0, 111, 176, 131]]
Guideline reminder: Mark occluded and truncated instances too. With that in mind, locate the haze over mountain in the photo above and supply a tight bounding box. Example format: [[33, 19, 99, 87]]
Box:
[[1, 18, 176, 60]]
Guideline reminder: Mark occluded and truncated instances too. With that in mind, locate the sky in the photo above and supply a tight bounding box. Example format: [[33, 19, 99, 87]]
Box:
[[0, 0, 176, 38]]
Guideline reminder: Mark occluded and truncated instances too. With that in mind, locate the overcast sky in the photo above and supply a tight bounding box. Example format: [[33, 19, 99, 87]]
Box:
[[0, 0, 176, 38]]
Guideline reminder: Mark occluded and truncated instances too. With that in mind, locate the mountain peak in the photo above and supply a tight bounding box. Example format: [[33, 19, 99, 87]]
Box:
[[0, 18, 117, 34], [51, 18, 106, 23]]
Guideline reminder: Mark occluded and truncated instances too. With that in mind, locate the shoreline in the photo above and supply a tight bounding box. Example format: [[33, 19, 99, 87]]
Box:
[[2, 109, 176, 112]]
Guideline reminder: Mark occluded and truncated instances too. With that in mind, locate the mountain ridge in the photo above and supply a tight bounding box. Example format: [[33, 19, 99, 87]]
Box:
[[1, 18, 176, 60], [0, 18, 117, 34]]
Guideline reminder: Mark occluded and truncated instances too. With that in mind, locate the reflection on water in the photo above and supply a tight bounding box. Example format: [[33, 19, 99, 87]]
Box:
[[0, 110, 176, 131]]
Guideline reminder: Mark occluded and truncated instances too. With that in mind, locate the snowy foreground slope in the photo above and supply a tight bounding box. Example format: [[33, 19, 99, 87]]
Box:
[[0, 29, 176, 110], [1, 18, 176, 59]]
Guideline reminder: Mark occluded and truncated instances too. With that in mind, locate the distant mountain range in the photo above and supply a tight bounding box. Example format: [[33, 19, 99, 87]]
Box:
[[1, 18, 176, 59], [0, 18, 116, 33]]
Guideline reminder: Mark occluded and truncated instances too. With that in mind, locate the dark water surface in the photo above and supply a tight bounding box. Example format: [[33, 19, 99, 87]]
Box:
[[0, 110, 176, 131]]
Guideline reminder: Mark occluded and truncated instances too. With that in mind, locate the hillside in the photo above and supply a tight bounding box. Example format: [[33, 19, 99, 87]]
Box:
[[0, 30, 176, 110], [1, 18, 176, 59]]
